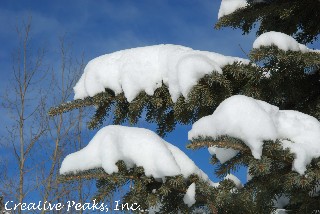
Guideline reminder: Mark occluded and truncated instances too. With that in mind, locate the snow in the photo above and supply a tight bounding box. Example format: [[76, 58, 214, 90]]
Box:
[[272, 209, 287, 214], [309, 183, 320, 197], [218, 0, 267, 19], [74, 44, 249, 102], [60, 125, 215, 183], [253, 31, 320, 53], [165, 142, 211, 181], [148, 204, 161, 214], [208, 146, 239, 164], [183, 183, 196, 207], [218, 0, 247, 19], [273, 196, 289, 209], [224, 174, 243, 188], [253, 31, 312, 52], [189, 95, 320, 174]]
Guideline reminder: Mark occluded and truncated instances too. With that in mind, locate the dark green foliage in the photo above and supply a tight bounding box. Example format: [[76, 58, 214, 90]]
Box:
[[215, 0, 320, 44], [250, 46, 320, 119], [59, 161, 217, 213], [49, 71, 238, 137], [49, 48, 320, 130], [189, 136, 320, 213], [213, 3, 320, 211]]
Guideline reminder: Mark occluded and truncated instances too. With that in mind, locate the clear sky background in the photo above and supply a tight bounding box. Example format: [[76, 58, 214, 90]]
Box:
[[1, 0, 318, 192]]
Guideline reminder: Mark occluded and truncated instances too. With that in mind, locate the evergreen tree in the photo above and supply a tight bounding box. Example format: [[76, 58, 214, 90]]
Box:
[[215, 0, 320, 44], [49, 1, 320, 213]]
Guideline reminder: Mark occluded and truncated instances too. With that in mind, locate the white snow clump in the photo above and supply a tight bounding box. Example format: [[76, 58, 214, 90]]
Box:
[[60, 125, 214, 183], [208, 146, 239, 164], [224, 174, 243, 188], [253, 31, 317, 52], [273, 195, 289, 211], [272, 209, 287, 214], [74, 44, 248, 102], [188, 95, 320, 174], [183, 183, 196, 207], [218, 0, 247, 19]]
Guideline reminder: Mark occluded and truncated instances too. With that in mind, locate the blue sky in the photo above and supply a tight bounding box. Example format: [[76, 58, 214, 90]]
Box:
[[4, 0, 319, 195], [0, 0, 254, 65]]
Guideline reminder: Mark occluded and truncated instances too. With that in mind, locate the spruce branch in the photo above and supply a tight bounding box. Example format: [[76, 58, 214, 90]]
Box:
[[188, 136, 251, 153]]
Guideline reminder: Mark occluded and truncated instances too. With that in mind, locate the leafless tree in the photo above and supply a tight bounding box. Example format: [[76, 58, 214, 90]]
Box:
[[36, 37, 94, 214], [1, 18, 97, 214], [0, 17, 47, 214]]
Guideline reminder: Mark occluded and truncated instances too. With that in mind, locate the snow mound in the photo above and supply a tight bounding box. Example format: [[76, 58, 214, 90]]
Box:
[[218, 0, 266, 19], [224, 174, 243, 188], [208, 146, 239, 164], [60, 125, 214, 183], [218, 0, 247, 19], [183, 183, 196, 207], [253, 31, 311, 52], [273, 195, 289, 210], [74, 44, 249, 102], [188, 95, 320, 174], [148, 204, 161, 214], [272, 209, 287, 214]]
